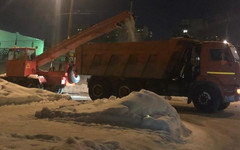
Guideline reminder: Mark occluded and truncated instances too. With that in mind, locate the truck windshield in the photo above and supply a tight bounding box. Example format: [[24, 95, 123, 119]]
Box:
[[8, 49, 14, 60], [27, 49, 35, 61], [15, 49, 25, 60], [230, 46, 240, 61]]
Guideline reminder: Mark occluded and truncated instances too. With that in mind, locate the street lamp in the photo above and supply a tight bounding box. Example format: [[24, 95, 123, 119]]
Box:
[[183, 29, 188, 34], [68, 0, 74, 38], [130, 0, 134, 14]]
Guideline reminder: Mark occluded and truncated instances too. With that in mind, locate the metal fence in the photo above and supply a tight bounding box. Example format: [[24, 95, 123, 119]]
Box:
[[0, 48, 8, 60]]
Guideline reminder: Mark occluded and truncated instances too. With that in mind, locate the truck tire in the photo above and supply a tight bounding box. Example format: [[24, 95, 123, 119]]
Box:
[[88, 77, 111, 100], [192, 85, 221, 113], [117, 81, 139, 98], [68, 66, 80, 84], [27, 83, 42, 89], [27, 79, 42, 89], [218, 102, 230, 110]]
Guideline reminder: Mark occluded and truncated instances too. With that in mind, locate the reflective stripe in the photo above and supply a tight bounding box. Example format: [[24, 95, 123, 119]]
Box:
[[207, 71, 235, 75]]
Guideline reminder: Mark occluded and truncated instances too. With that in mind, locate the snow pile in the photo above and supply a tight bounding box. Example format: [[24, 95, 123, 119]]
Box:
[[121, 90, 189, 133], [0, 78, 71, 105], [36, 90, 191, 141], [54, 137, 126, 150]]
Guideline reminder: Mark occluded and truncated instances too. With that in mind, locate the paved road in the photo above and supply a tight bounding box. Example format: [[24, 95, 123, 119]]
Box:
[[168, 99, 240, 150]]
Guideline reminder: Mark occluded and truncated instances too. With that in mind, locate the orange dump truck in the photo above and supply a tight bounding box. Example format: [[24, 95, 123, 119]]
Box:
[[75, 37, 240, 112]]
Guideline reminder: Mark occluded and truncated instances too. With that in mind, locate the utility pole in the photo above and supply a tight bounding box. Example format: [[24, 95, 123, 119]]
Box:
[[130, 0, 134, 14], [68, 0, 74, 38]]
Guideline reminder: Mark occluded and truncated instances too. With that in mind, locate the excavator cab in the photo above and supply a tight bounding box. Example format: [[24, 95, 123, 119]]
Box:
[[6, 48, 36, 77]]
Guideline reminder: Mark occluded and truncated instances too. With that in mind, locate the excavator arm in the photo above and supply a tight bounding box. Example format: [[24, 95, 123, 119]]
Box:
[[36, 11, 132, 67]]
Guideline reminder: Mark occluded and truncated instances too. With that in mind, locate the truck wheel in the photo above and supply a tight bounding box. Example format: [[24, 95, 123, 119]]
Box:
[[192, 85, 221, 113], [118, 85, 131, 98], [218, 102, 230, 110], [88, 77, 111, 100], [117, 82, 138, 98], [27, 79, 42, 89], [27, 83, 37, 88], [68, 66, 80, 84]]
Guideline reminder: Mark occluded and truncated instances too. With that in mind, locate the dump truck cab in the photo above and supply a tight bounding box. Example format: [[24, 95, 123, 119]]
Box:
[[187, 40, 240, 112], [199, 41, 240, 99]]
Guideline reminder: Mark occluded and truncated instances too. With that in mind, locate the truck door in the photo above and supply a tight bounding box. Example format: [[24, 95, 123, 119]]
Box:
[[201, 43, 236, 87], [179, 45, 201, 82], [6, 49, 26, 77]]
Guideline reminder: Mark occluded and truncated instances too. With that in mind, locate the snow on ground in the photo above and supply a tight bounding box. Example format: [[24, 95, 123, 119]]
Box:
[[0, 76, 194, 150], [0, 65, 240, 149], [35, 90, 191, 144], [0, 78, 71, 105], [0, 93, 235, 150]]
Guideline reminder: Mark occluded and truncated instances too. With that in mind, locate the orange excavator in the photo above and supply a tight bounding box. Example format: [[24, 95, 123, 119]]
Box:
[[2, 11, 132, 93]]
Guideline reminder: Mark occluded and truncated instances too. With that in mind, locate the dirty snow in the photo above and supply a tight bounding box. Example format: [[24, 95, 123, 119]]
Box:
[[36, 90, 191, 143], [0, 78, 71, 105], [0, 76, 240, 149], [0, 77, 193, 149]]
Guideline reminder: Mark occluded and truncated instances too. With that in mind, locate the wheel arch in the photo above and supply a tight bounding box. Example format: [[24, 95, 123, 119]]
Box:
[[188, 80, 224, 104]]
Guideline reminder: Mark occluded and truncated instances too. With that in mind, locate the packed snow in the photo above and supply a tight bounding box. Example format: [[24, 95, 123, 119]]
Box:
[[0, 78, 71, 105], [35, 90, 191, 142], [0, 77, 192, 149], [0, 77, 240, 149]]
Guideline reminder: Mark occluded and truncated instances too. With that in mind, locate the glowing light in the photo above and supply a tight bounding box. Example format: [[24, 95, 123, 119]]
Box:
[[183, 29, 188, 33], [223, 40, 228, 44], [61, 77, 66, 85], [237, 88, 240, 94]]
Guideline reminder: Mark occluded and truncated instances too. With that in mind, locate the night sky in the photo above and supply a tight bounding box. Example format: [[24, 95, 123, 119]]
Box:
[[0, 0, 240, 45]]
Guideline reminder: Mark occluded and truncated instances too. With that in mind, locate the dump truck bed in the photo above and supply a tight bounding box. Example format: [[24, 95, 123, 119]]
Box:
[[75, 38, 199, 79]]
